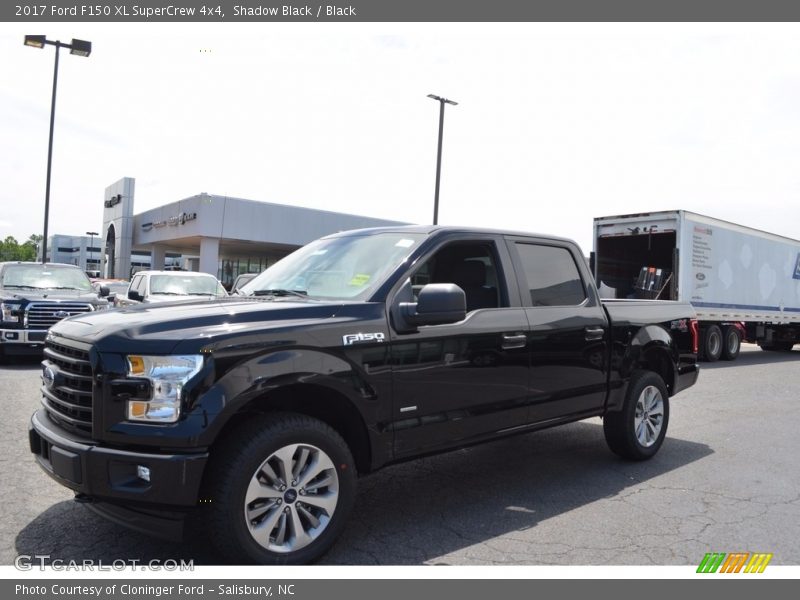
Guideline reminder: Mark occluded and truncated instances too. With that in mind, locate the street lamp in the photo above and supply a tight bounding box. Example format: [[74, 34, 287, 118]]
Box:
[[86, 230, 98, 272], [24, 35, 92, 264], [427, 94, 458, 225]]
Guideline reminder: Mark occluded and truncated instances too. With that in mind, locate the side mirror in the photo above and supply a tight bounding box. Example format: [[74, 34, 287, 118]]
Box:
[[128, 289, 143, 302], [400, 283, 466, 327], [99, 285, 110, 297]]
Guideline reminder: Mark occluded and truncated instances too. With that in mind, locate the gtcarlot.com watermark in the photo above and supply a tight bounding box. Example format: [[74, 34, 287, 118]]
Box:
[[15, 555, 194, 572]]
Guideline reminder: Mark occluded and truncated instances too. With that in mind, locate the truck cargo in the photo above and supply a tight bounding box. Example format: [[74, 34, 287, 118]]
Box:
[[593, 210, 800, 361]]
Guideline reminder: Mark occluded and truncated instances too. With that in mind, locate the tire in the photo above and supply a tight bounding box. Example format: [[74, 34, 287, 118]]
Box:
[[701, 325, 723, 362], [759, 342, 794, 352], [204, 413, 357, 565], [604, 370, 670, 461], [721, 326, 741, 361]]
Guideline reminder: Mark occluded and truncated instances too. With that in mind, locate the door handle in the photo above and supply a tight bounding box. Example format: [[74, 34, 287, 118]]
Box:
[[501, 333, 528, 350], [585, 327, 605, 341]]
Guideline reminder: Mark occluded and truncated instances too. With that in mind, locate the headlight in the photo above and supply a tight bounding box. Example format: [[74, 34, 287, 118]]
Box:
[[126, 355, 203, 423], [1, 303, 21, 322]]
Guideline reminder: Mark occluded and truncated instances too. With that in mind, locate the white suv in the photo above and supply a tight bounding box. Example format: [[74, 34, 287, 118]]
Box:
[[119, 270, 227, 306]]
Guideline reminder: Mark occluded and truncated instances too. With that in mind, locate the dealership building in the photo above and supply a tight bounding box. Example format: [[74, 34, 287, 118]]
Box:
[[47, 177, 410, 286]]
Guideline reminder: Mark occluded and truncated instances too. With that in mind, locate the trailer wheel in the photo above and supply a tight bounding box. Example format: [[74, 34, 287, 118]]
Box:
[[721, 326, 741, 361], [204, 413, 357, 564], [701, 325, 723, 362], [603, 370, 670, 461]]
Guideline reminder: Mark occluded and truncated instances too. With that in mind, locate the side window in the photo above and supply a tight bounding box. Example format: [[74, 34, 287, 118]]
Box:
[[131, 275, 145, 295], [412, 242, 505, 312], [515, 243, 586, 307]]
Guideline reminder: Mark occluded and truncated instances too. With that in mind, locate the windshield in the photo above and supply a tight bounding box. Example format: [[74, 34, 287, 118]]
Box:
[[241, 232, 426, 300], [150, 274, 226, 296], [1, 264, 93, 291]]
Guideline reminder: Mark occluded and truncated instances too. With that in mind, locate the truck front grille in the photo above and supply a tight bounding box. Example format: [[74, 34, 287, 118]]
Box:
[[26, 302, 93, 328], [41, 339, 93, 435]]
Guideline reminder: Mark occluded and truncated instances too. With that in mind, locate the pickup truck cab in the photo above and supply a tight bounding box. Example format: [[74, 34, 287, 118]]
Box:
[[118, 270, 227, 306], [0, 262, 108, 358], [29, 226, 698, 564]]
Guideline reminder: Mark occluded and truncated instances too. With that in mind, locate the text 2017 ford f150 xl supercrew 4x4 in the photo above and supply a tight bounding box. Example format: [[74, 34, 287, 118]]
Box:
[[29, 226, 699, 564]]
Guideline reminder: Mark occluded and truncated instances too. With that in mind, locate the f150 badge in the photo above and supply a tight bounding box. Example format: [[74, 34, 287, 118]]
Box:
[[342, 332, 386, 346]]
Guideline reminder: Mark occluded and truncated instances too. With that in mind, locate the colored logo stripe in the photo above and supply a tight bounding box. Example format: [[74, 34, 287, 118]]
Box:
[[745, 553, 773, 573], [697, 552, 773, 573]]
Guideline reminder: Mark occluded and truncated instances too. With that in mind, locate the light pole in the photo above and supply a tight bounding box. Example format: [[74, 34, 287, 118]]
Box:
[[24, 35, 92, 264], [86, 230, 98, 273], [427, 94, 458, 225]]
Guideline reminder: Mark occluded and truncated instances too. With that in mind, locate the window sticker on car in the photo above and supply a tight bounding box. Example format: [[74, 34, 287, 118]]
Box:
[[395, 239, 415, 248], [348, 274, 371, 286]]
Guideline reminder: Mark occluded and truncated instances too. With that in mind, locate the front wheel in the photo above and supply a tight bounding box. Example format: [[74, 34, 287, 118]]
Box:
[[204, 413, 357, 564], [604, 370, 670, 461]]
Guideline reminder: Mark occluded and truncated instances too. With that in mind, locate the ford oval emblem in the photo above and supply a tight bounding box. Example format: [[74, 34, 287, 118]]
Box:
[[42, 366, 56, 390], [55, 310, 70, 318]]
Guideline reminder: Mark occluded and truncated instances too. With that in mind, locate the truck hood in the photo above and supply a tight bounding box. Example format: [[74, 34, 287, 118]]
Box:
[[49, 297, 356, 354]]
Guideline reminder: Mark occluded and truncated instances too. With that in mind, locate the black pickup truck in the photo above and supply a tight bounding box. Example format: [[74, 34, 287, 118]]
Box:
[[29, 226, 699, 564], [1, 262, 109, 358]]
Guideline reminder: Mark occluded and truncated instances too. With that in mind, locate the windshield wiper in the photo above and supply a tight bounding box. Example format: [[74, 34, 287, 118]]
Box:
[[252, 289, 309, 298], [47, 287, 86, 291], [2, 285, 44, 290], [151, 291, 183, 295]]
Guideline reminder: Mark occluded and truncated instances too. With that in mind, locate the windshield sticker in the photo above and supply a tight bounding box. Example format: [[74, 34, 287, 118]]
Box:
[[348, 273, 371, 286], [395, 239, 415, 248], [310, 249, 328, 256]]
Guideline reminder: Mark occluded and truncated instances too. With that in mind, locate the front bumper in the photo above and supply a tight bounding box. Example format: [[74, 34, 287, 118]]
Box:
[[29, 409, 208, 534], [0, 328, 47, 353]]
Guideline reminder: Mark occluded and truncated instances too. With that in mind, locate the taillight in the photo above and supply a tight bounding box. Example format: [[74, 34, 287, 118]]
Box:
[[689, 319, 700, 354]]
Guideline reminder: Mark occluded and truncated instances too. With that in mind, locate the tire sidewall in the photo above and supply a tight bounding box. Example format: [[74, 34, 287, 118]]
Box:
[[216, 417, 357, 565], [721, 326, 741, 361], [622, 372, 670, 460], [703, 325, 723, 362]]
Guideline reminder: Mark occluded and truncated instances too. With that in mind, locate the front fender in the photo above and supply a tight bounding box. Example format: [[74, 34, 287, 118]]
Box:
[[191, 347, 377, 445]]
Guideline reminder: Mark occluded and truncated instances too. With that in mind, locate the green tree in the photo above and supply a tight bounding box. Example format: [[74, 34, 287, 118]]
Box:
[[0, 234, 41, 261]]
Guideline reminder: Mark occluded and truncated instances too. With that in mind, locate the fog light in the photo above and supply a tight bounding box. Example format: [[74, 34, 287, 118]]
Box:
[[136, 465, 151, 482]]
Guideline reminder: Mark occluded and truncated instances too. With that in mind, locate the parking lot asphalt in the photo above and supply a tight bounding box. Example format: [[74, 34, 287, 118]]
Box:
[[1, 344, 798, 566]]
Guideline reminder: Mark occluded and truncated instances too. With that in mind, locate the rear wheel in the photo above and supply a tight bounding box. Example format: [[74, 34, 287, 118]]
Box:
[[701, 325, 723, 362], [604, 370, 670, 461], [205, 413, 357, 564], [721, 326, 741, 361]]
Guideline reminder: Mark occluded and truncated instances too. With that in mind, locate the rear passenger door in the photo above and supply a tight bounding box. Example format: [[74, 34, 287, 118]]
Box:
[[506, 238, 609, 423]]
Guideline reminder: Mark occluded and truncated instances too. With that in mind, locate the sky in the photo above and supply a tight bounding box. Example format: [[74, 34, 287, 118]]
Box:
[[2, 22, 800, 254]]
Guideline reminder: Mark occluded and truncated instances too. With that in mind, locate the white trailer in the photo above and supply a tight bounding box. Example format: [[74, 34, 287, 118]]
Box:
[[593, 210, 800, 361]]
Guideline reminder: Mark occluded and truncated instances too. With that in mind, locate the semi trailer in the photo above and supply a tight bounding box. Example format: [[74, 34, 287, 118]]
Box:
[[593, 210, 800, 361]]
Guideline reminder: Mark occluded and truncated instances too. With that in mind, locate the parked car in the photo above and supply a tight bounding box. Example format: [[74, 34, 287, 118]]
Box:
[[30, 226, 698, 564], [116, 270, 227, 306], [231, 272, 259, 294], [91, 279, 130, 307], [0, 261, 109, 358]]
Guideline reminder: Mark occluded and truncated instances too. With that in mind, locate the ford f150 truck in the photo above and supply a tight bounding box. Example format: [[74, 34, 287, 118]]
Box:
[[29, 226, 699, 564], [1, 262, 109, 359]]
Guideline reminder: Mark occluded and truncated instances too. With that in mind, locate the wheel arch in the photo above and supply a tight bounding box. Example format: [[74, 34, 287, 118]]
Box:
[[625, 324, 678, 395], [209, 383, 373, 476]]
